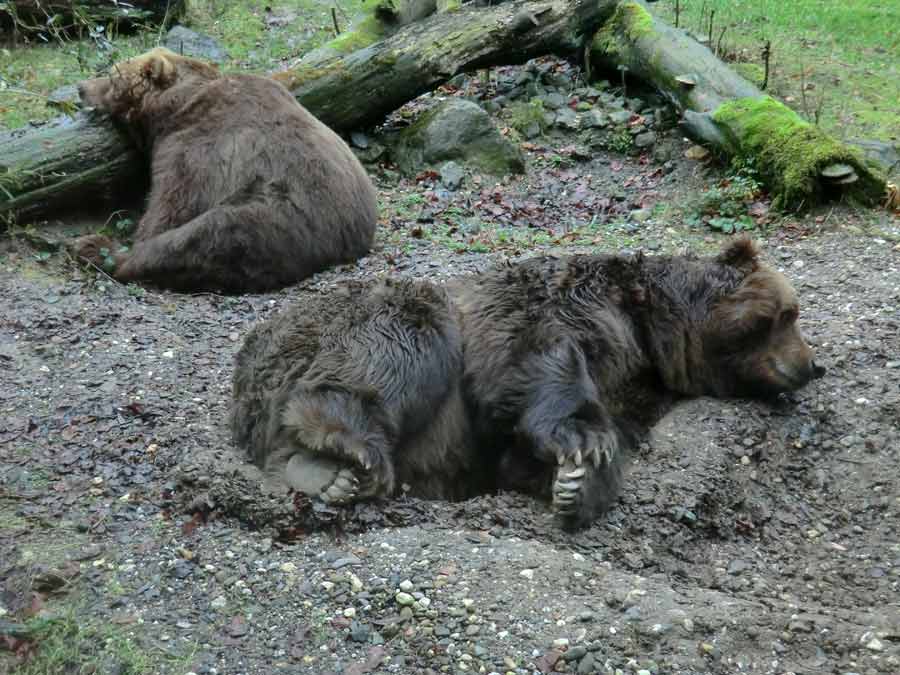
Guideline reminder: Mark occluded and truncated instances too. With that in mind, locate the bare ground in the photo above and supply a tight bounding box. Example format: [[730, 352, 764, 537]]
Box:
[[2, 68, 899, 675]]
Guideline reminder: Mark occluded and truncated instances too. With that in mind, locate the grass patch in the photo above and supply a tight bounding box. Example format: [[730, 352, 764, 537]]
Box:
[[0, 0, 366, 130], [15, 609, 192, 675], [651, 0, 899, 142]]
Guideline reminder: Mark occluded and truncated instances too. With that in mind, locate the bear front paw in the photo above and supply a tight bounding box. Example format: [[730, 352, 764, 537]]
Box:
[[68, 234, 118, 273], [551, 425, 619, 470]]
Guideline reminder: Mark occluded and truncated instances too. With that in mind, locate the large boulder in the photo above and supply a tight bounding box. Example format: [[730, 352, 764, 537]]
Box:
[[391, 99, 525, 178]]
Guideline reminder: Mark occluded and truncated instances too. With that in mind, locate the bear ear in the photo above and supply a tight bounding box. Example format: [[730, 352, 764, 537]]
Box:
[[716, 236, 759, 273], [141, 51, 176, 87]]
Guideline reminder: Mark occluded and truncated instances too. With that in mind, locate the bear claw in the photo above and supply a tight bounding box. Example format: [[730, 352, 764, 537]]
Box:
[[319, 468, 361, 504], [552, 459, 585, 516]]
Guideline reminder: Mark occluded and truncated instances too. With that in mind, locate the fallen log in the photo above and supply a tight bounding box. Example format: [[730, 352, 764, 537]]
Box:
[[1, 0, 620, 222], [0, 115, 143, 220], [1, 1, 183, 36], [589, 0, 886, 209]]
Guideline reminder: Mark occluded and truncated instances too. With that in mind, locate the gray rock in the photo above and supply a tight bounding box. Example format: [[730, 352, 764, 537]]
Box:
[[577, 653, 595, 674], [554, 108, 579, 131], [523, 122, 542, 140], [562, 646, 587, 662], [849, 139, 900, 175], [440, 161, 465, 190], [163, 26, 229, 63], [541, 92, 568, 110], [609, 110, 632, 125], [630, 209, 651, 223], [350, 621, 371, 643], [634, 131, 657, 148], [391, 99, 525, 177], [350, 132, 370, 149], [48, 84, 79, 106], [583, 109, 608, 128]]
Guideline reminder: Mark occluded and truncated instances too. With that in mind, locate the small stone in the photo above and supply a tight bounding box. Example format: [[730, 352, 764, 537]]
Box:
[[577, 653, 595, 675], [331, 555, 362, 569], [350, 621, 371, 643], [584, 109, 608, 128], [520, 569, 535, 580], [396, 592, 415, 606], [563, 646, 588, 662], [210, 596, 227, 610], [343, 607, 356, 618], [866, 637, 884, 651], [462, 598, 474, 609], [399, 606, 414, 621], [634, 131, 657, 148], [465, 625, 481, 636], [348, 573, 364, 592], [575, 101, 592, 112], [321, 581, 335, 591], [280, 562, 297, 573], [553, 638, 569, 649], [399, 579, 414, 592], [541, 92, 567, 110], [554, 108, 579, 130], [630, 209, 651, 223], [439, 161, 465, 191], [609, 110, 632, 124], [684, 144, 710, 160], [350, 132, 370, 149]]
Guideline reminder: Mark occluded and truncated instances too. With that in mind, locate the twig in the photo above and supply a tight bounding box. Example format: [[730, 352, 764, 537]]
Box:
[[675, 0, 680, 28], [707, 9, 715, 45], [715, 25, 727, 57], [761, 40, 771, 90], [331, 7, 341, 35]]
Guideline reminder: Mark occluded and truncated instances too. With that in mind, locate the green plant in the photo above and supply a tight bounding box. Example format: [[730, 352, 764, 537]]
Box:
[[507, 99, 547, 136], [609, 129, 633, 153]]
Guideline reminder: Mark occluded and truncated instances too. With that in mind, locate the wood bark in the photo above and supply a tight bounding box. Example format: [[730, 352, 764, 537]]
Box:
[[1, 0, 620, 222], [589, 0, 886, 208], [1, 1, 183, 35]]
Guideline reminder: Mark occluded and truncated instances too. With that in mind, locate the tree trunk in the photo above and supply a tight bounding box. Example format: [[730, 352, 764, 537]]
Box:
[[1, 1, 183, 36], [589, 0, 886, 209], [1, 0, 620, 222]]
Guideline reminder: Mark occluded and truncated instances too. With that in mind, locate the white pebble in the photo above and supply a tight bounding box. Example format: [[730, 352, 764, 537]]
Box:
[[279, 562, 297, 573], [519, 569, 535, 580]]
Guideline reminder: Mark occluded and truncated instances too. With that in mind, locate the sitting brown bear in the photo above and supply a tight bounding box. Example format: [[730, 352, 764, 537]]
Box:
[[230, 239, 825, 529], [71, 47, 378, 293]]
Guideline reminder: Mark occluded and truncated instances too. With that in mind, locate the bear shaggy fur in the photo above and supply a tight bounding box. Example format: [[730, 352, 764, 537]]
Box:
[[230, 239, 825, 529], [72, 47, 378, 293]]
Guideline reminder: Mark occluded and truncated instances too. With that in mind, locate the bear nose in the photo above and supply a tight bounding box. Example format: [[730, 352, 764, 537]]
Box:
[[810, 361, 826, 379]]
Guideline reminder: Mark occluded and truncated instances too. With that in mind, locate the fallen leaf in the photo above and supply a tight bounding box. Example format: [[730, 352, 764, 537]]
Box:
[[342, 645, 386, 675]]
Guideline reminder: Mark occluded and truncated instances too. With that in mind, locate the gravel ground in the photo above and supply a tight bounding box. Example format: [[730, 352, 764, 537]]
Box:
[[2, 63, 899, 675]]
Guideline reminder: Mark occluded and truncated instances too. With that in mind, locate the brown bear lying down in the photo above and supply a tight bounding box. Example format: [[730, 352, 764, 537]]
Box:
[[71, 48, 378, 293], [230, 239, 825, 529]]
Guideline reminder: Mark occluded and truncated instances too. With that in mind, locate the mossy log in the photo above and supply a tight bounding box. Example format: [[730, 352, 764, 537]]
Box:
[[273, 0, 621, 131], [1, 0, 621, 222], [590, 0, 886, 209], [1, 0, 183, 35]]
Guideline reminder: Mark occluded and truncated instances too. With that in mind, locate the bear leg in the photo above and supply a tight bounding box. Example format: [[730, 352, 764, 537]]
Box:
[[111, 205, 303, 292], [515, 339, 624, 525], [276, 383, 396, 502]]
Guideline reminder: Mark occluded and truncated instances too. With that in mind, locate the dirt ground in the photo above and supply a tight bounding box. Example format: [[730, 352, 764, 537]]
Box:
[[2, 65, 899, 675]]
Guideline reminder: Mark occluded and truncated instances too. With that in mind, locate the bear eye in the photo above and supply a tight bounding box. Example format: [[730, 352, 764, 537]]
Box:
[[751, 315, 774, 336]]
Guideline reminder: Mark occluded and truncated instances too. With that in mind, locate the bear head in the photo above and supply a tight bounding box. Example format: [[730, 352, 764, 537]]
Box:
[[701, 238, 825, 398], [78, 47, 219, 126]]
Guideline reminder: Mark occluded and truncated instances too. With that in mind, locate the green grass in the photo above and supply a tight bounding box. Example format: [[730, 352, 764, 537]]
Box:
[[0, 0, 362, 130], [651, 0, 899, 142], [14, 609, 193, 675]]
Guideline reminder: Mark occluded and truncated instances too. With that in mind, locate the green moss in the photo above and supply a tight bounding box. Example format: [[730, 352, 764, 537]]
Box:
[[273, 63, 344, 91], [732, 62, 766, 87], [712, 96, 885, 209], [592, 1, 655, 58]]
